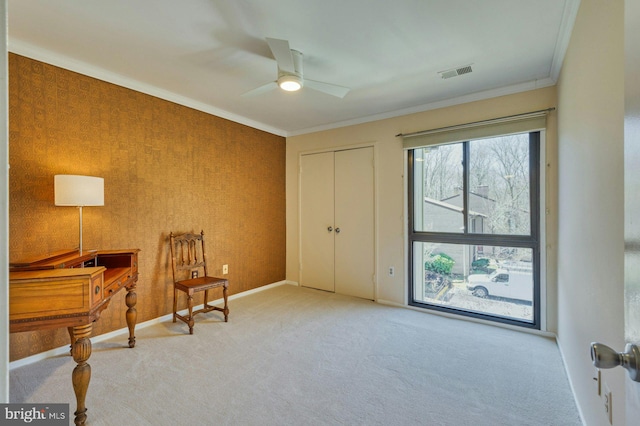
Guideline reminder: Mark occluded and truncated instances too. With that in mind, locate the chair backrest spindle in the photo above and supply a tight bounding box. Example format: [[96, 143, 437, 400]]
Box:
[[170, 230, 210, 279]]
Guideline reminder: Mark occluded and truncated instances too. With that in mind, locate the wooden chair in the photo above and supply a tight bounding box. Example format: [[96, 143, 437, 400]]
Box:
[[170, 230, 229, 334]]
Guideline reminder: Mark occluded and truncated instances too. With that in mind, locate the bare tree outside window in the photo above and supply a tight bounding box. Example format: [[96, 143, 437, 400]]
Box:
[[471, 134, 530, 236], [420, 144, 462, 202], [417, 135, 531, 236]]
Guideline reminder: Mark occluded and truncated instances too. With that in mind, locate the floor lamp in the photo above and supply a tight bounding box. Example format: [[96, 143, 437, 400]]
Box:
[[54, 175, 104, 255]]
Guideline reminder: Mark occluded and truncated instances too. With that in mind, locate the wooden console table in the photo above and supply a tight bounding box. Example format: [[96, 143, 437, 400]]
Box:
[[9, 249, 140, 426]]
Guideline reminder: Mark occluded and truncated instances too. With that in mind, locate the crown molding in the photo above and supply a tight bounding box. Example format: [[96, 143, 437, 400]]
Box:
[[287, 77, 556, 137], [549, 0, 581, 82], [8, 39, 287, 137]]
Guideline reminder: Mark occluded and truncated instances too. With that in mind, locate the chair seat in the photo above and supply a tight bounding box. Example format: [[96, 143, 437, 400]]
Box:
[[175, 276, 228, 293]]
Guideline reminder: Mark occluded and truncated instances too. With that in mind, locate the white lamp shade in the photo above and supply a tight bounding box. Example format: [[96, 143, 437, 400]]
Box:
[[54, 175, 104, 206]]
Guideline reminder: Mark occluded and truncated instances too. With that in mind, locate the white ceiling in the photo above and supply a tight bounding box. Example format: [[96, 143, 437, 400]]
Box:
[[7, 0, 579, 137]]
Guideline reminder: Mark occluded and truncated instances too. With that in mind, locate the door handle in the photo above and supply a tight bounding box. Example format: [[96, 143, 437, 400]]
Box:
[[327, 226, 333, 232], [591, 342, 640, 382], [335, 228, 341, 234]]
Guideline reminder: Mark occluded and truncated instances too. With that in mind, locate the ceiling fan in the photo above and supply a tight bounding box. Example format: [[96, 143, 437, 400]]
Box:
[[242, 38, 350, 98]]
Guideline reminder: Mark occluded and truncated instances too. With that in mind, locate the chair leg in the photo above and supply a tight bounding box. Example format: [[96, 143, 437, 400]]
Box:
[[187, 294, 195, 335], [223, 284, 229, 322], [173, 287, 177, 323], [203, 289, 209, 308]]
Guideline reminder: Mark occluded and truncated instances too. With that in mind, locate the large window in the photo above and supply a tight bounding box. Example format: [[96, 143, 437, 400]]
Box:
[[408, 132, 540, 328]]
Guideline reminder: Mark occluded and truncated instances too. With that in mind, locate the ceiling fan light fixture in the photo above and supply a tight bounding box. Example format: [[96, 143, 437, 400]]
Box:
[[242, 38, 349, 98], [278, 74, 303, 92]]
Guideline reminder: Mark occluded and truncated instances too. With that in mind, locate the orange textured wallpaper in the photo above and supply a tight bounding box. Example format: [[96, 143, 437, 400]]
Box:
[[8, 54, 286, 360]]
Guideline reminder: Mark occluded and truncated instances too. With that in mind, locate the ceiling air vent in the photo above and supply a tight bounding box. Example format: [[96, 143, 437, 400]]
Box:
[[439, 64, 473, 79]]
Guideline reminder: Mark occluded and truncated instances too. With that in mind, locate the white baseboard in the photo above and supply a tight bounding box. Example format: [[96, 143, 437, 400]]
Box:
[[555, 338, 587, 426], [9, 280, 295, 370]]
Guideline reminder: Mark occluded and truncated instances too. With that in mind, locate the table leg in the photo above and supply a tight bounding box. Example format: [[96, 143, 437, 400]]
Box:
[[71, 323, 92, 426], [125, 284, 137, 348], [67, 327, 76, 355]]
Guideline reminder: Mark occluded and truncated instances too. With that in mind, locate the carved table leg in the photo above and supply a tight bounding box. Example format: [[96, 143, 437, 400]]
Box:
[[125, 284, 137, 348], [71, 323, 92, 426], [67, 327, 76, 355]]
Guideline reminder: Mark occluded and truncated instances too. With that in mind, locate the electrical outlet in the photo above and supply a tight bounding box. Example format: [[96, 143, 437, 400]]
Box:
[[603, 382, 612, 425], [191, 270, 198, 279], [388, 266, 395, 277], [223, 264, 228, 275]]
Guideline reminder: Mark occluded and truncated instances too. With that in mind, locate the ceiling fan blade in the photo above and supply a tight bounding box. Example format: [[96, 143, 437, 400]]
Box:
[[265, 37, 295, 73], [305, 79, 350, 98], [242, 81, 278, 97]]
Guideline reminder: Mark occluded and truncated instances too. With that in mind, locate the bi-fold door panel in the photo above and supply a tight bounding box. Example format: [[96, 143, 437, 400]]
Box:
[[334, 147, 374, 300], [300, 151, 335, 292]]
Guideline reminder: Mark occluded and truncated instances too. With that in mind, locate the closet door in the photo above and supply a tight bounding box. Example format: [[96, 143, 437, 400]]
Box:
[[300, 151, 335, 292], [334, 147, 374, 299], [299, 147, 375, 300]]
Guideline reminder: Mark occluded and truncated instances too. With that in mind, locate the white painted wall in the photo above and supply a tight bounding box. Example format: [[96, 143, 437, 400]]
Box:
[[556, 0, 626, 424], [286, 87, 558, 322], [1, 0, 8, 403]]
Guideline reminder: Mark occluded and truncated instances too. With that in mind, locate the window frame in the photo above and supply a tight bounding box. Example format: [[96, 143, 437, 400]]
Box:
[[407, 131, 541, 329]]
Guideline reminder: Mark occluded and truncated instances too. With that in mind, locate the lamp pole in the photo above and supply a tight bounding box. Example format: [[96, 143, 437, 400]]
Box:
[[78, 205, 84, 255]]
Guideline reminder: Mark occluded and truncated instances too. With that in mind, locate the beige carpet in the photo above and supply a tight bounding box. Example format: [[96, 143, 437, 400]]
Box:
[[10, 284, 581, 425]]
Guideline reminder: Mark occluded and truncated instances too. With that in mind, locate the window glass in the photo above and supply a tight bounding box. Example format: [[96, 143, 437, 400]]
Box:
[[409, 131, 540, 328], [413, 144, 463, 233], [468, 134, 531, 235], [413, 241, 534, 323]]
